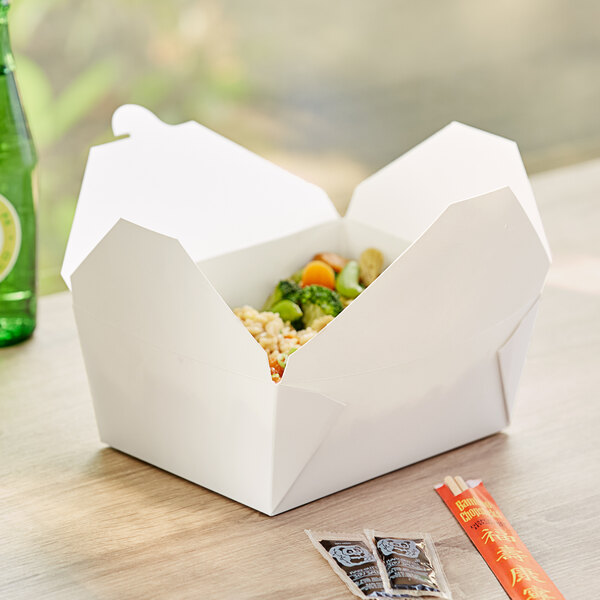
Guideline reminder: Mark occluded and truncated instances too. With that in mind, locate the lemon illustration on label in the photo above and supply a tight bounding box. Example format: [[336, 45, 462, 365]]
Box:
[[0, 194, 22, 284]]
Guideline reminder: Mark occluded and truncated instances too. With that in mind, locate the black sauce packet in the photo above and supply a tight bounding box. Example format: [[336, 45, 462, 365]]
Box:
[[364, 530, 451, 599], [305, 530, 412, 598]]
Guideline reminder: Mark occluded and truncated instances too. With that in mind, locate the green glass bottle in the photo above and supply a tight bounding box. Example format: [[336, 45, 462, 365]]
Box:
[[0, 0, 36, 347]]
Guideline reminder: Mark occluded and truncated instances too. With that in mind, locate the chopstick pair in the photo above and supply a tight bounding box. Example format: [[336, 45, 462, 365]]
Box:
[[442, 475, 469, 496], [436, 475, 565, 600]]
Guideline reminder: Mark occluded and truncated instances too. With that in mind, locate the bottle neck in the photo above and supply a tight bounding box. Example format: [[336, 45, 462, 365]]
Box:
[[0, 4, 15, 73]]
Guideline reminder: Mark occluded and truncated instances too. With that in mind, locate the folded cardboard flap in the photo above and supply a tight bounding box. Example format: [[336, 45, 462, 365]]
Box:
[[282, 187, 549, 385], [497, 297, 541, 416], [274, 334, 513, 514], [71, 219, 270, 380], [271, 385, 345, 510], [74, 306, 279, 513], [71, 219, 348, 513], [62, 104, 338, 289], [112, 103, 169, 137], [347, 121, 551, 259], [112, 104, 169, 137], [63, 107, 551, 293]]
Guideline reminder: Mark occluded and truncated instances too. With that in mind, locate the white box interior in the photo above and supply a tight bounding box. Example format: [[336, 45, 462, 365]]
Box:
[[197, 219, 411, 310]]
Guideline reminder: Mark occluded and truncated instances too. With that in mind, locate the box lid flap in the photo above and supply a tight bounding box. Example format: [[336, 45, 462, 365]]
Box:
[[62, 104, 338, 288], [70, 218, 272, 381], [270, 385, 345, 513], [346, 122, 551, 259], [283, 187, 550, 385], [497, 296, 541, 417]]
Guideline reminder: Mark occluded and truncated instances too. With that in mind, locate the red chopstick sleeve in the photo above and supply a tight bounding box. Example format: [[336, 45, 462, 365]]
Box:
[[436, 482, 564, 600]]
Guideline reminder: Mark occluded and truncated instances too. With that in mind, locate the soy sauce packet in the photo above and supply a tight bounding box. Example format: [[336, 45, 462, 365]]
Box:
[[305, 530, 412, 598], [365, 530, 451, 599]]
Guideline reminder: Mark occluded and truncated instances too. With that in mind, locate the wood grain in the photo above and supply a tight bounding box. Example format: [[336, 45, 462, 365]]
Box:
[[2, 161, 600, 599]]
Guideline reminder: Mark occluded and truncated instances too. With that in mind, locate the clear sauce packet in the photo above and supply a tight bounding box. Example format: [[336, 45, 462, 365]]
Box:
[[306, 530, 410, 598], [365, 530, 452, 599]]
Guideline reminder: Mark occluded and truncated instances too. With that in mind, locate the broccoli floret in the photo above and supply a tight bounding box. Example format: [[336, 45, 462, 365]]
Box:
[[262, 279, 302, 311], [289, 267, 304, 283], [291, 317, 305, 331], [299, 285, 343, 328]]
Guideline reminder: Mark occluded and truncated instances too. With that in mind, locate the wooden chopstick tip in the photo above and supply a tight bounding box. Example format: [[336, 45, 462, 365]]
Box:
[[443, 474, 469, 496], [443, 475, 461, 496], [455, 475, 468, 492]]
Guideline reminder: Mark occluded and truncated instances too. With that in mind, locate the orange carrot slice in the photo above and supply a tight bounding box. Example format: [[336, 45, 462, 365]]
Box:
[[301, 260, 336, 289]]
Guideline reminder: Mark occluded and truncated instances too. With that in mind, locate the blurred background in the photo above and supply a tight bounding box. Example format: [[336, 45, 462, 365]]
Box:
[[9, 0, 600, 294]]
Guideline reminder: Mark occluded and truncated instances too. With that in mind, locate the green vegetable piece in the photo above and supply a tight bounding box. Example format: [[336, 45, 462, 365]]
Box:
[[335, 260, 363, 299], [299, 284, 343, 328], [290, 317, 304, 331], [289, 267, 305, 283], [277, 347, 298, 369], [271, 299, 303, 323], [262, 280, 302, 311]]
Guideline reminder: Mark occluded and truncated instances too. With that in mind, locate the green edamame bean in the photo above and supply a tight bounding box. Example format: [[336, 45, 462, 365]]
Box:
[[270, 299, 303, 323], [335, 260, 363, 299]]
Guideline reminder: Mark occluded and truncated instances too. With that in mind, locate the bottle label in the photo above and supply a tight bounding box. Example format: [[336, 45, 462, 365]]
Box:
[[0, 193, 22, 283]]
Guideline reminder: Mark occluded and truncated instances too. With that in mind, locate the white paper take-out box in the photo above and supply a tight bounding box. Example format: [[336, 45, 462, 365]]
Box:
[[62, 104, 550, 516]]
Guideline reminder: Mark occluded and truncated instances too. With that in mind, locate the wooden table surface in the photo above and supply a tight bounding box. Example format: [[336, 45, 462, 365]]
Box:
[[2, 161, 600, 600]]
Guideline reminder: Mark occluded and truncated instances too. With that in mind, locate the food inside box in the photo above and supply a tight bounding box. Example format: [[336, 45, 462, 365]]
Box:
[[233, 247, 384, 382]]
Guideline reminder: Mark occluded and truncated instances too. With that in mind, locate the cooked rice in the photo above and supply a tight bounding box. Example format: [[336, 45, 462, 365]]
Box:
[[233, 306, 333, 377]]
